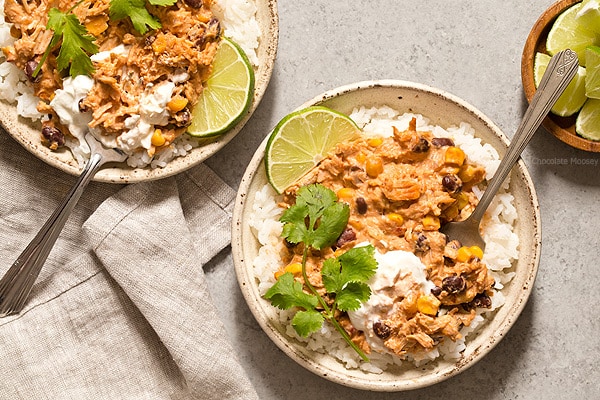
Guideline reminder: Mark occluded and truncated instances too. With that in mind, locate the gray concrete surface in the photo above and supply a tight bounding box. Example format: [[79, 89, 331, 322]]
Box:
[[204, 1, 600, 398]]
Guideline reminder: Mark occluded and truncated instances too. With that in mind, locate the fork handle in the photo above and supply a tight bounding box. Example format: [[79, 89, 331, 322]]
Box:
[[0, 152, 104, 317], [470, 49, 579, 223]]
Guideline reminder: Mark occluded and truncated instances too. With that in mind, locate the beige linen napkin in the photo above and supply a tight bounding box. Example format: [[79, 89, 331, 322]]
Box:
[[0, 130, 258, 400]]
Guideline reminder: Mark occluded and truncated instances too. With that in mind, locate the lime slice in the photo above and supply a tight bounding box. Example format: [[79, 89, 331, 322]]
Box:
[[534, 52, 587, 117], [576, 98, 600, 140], [265, 106, 361, 193], [546, 3, 598, 66], [188, 37, 255, 137], [576, 0, 600, 33], [584, 45, 600, 98]]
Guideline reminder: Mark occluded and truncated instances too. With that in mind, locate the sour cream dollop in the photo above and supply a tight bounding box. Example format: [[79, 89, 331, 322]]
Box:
[[49, 75, 94, 148], [348, 249, 435, 353]]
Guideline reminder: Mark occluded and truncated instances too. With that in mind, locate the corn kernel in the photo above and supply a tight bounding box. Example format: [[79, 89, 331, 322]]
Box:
[[85, 16, 108, 36], [152, 35, 167, 53], [456, 246, 473, 262], [284, 263, 303, 275], [445, 146, 465, 166], [367, 137, 383, 147], [455, 192, 469, 210], [336, 187, 355, 200], [348, 219, 364, 231], [151, 129, 166, 147], [387, 213, 404, 224], [355, 152, 366, 164], [443, 203, 459, 220], [167, 97, 188, 113], [469, 246, 484, 260], [366, 157, 384, 177], [417, 294, 441, 316], [458, 164, 477, 183], [274, 270, 284, 280], [422, 215, 440, 231]]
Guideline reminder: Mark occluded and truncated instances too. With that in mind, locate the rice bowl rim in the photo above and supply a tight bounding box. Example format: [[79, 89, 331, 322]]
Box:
[[232, 79, 541, 391], [0, 0, 279, 183]]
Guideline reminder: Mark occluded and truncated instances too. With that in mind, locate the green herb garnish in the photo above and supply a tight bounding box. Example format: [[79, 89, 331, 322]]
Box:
[[109, 0, 177, 35], [33, 0, 178, 79], [264, 184, 378, 362], [33, 2, 99, 78]]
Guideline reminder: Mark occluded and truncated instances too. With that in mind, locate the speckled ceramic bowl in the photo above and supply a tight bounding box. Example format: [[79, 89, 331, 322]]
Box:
[[521, 0, 600, 152], [232, 80, 541, 391], [0, 1, 279, 183]]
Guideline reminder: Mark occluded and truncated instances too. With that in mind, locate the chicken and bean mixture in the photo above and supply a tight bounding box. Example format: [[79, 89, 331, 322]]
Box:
[[3, 0, 220, 152], [278, 118, 495, 357]]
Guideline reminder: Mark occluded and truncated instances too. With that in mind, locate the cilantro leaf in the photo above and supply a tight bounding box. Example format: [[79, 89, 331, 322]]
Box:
[[46, 8, 98, 77], [148, 0, 177, 5], [280, 203, 309, 244], [264, 273, 318, 311], [110, 0, 163, 35], [336, 282, 371, 312], [292, 310, 324, 337], [280, 184, 349, 250], [336, 245, 378, 283], [311, 202, 349, 249]]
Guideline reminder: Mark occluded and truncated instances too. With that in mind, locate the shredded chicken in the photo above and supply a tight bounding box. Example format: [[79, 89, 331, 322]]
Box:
[[2, 0, 220, 152], [277, 119, 495, 357]]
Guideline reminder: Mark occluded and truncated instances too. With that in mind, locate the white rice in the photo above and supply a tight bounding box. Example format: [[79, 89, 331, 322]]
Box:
[[249, 106, 520, 373], [0, 0, 261, 168]]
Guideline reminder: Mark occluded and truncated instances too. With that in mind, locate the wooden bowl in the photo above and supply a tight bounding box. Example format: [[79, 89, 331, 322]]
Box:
[[522, 0, 600, 152]]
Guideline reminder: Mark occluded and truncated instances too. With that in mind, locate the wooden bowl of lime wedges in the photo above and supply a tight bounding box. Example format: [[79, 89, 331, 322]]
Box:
[[522, 0, 600, 152]]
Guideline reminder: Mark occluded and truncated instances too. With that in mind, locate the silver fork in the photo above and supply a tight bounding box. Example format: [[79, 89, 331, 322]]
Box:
[[0, 133, 126, 317]]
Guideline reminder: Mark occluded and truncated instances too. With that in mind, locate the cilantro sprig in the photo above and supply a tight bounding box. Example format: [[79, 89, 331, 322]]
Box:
[[33, 2, 99, 78], [264, 184, 378, 362], [110, 0, 177, 35], [32, 0, 178, 79]]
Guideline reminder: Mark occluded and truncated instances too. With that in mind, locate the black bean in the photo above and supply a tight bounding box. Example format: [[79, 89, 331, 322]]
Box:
[[24, 60, 40, 83], [78, 98, 89, 113], [355, 197, 368, 214], [175, 108, 192, 127], [471, 293, 492, 309], [184, 0, 203, 8], [442, 174, 462, 193], [335, 227, 356, 248], [41, 126, 65, 147], [442, 275, 466, 293], [415, 233, 429, 252], [412, 137, 430, 153], [431, 137, 454, 147], [431, 286, 442, 297], [373, 320, 391, 339], [145, 35, 156, 47]]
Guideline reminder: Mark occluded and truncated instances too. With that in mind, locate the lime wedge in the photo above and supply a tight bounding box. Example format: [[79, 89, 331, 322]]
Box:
[[265, 106, 361, 193], [576, 98, 600, 140], [546, 3, 598, 66], [534, 52, 587, 117], [188, 37, 255, 137], [584, 45, 600, 98], [576, 0, 600, 34]]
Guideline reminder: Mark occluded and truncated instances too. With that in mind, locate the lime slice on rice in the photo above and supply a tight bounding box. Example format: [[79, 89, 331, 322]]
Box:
[[188, 37, 255, 137], [576, 98, 600, 140], [584, 45, 600, 98], [265, 106, 361, 193], [546, 3, 598, 66], [534, 52, 587, 117]]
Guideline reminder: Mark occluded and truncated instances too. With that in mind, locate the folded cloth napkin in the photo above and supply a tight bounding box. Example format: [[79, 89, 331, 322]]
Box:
[[0, 130, 258, 400]]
